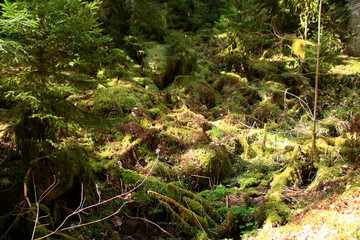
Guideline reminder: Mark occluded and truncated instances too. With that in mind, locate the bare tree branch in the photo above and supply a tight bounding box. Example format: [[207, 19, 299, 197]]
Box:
[[30, 148, 161, 240], [130, 217, 176, 239]]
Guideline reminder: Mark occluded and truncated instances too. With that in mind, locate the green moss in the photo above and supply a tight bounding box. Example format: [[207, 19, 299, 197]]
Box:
[[200, 184, 232, 202], [221, 72, 247, 83], [254, 201, 291, 228], [149, 190, 210, 235], [263, 211, 282, 228], [195, 231, 209, 240], [133, 77, 159, 92], [268, 165, 302, 201], [330, 57, 360, 75], [112, 231, 120, 240], [147, 108, 164, 119], [152, 161, 174, 180], [308, 164, 342, 189], [270, 166, 298, 188], [207, 127, 225, 142], [254, 99, 282, 123], [103, 136, 143, 168], [172, 75, 216, 109], [251, 187, 360, 239], [158, 199, 197, 236], [119, 169, 142, 185], [183, 196, 217, 228], [179, 145, 234, 183], [159, 111, 209, 148], [92, 82, 155, 118], [237, 174, 263, 190], [167, 183, 222, 222]]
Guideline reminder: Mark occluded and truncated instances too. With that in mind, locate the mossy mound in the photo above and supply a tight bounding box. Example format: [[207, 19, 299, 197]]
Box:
[[254, 201, 291, 229], [156, 108, 211, 155], [148, 183, 224, 238], [92, 81, 158, 119], [177, 145, 235, 188], [133, 77, 159, 92], [143, 32, 198, 88], [143, 42, 169, 88], [172, 75, 216, 111], [247, 184, 360, 240]]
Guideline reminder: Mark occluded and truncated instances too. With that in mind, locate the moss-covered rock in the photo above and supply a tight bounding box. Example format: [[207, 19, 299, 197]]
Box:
[[156, 108, 211, 155], [92, 81, 157, 119], [253, 99, 283, 123], [176, 145, 234, 187], [133, 77, 159, 92], [254, 201, 291, 229]]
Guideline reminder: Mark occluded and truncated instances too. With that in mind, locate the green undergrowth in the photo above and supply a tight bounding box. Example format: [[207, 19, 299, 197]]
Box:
[[1, 12, 360, 239]]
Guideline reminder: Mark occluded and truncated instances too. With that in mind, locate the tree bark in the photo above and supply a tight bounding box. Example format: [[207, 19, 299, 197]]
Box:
[[348, 0, 360, 56]]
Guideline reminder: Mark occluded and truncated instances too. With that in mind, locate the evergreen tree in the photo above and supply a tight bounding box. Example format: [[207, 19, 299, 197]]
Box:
[[98, 0, 132, 46], [217, 0, 270, 72], [0, 2, 111, 237], [1, 0, 109, 161]]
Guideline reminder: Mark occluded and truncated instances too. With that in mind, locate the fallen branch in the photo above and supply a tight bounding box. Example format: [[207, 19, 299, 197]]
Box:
[[30, 148, 161, 240], [130, 217, 176, 239]]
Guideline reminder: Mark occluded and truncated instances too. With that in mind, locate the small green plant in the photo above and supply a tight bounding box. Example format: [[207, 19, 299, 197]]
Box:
[[200, 184, 233, 202], [208, 127, 225, 140]]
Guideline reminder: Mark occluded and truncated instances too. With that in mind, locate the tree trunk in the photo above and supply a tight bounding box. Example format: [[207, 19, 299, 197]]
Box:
[[348, 0, 360, 56]]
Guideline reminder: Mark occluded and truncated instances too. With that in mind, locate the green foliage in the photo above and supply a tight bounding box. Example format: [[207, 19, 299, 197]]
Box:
[[0, 1, 112, 238], [208, 127, 225, 141], [217, 0, 270, 72], [163, 31, 198, 87], [142, 33, 197, 88], [218, 206, 256, 228], [165, 0, 213, 31], [129, 0, 168, 40], [98, 0, 132, 45], [0, 0, 112, 148], [0, 0, 358, 239], [200, 185, 233, 202], [279, 0, 319, 39]]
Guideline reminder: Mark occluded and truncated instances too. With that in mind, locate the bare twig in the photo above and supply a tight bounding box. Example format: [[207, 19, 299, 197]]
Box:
[[245, 82, 314, 121], [189, 174, 214, 189], [130, 217, 176, 239], [31, 176, 59, 240], [31, 148, 160, 240]]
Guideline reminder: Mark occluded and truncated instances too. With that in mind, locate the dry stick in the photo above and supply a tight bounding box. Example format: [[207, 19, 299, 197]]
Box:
[[188, 174, 214, 189], [31, 176, 59, 240], [131, 217, 176, 239], [31, 178, 39, 240], [33, 149, 160, 240], [312, 0, 322, 163], [244, 82, 314, 120]]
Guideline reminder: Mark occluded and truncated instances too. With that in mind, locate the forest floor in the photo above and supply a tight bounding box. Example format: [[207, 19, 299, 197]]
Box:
[[1, 31, 360, 240], [247, 173, 360, 240]]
